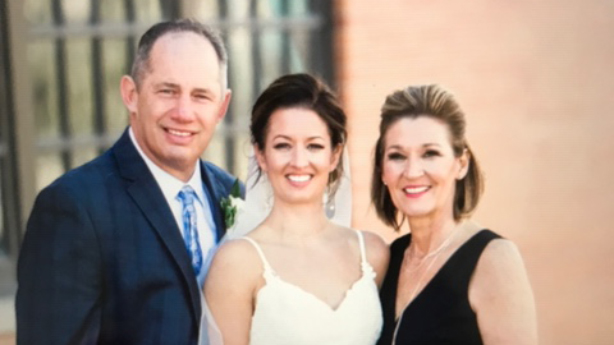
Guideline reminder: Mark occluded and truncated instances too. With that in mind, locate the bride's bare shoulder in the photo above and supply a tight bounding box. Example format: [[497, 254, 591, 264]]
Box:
[[337, 227, 389, 282], [335, 227, 388, 253], [207, 238, 266, 289], [212, 238, 263, 267]]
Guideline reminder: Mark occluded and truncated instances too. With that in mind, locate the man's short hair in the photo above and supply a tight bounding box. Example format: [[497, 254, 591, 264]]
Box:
[[130, 19, 228, 89]]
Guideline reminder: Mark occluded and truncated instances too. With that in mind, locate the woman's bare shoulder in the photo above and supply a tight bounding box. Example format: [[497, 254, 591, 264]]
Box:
[[479, 237, 526, 273], [469, 233, 538, 344], [356, 229, 390, 286], [471, 235, 532, 300], [360, 230, 389, 256], [207, 238, 265, 287], [214, 238, 262, 264]]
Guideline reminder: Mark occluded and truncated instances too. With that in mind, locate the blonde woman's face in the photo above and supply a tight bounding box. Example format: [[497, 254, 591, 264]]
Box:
[[381, 116, 468, 221]]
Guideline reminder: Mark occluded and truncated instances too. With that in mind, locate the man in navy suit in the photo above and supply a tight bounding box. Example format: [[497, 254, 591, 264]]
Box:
[[16, 19, 242, 344]]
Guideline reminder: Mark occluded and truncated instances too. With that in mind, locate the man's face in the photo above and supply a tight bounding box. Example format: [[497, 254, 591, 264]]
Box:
[[122, 31, 231, 181]]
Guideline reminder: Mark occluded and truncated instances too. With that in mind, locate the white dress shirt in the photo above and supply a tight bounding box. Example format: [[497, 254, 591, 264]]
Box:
[[129, 128, 217, 284]]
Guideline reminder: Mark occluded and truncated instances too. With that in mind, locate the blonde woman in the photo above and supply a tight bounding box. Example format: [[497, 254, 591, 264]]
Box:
[[373, 85, 537, 345]]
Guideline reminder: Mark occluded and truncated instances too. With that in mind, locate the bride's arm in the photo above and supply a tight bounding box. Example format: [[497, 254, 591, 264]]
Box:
[[362, 230, 390, 288], [204, 240, 262, 345]]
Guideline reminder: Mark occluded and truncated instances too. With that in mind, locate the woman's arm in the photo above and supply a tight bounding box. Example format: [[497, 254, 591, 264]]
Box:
[[362, 231, 390, 287], [470, 239, 538, 345], [204, 240, 263, 345]]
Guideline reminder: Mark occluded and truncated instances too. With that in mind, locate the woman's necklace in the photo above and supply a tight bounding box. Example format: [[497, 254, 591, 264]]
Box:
[[404, 229, 458, 303], [393, 229, 459, 344]]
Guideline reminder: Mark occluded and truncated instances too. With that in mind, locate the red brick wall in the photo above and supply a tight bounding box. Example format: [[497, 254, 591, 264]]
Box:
[[337, 1, 614, 344]]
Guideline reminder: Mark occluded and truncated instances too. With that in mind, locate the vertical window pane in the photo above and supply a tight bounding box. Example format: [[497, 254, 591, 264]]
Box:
[[227, 0, 249, 18], [28, 41, 60, 139], [288, 0, 309, 16], [287, 28, 310, 73], [133, 0, 162, 22], [61, 0, 90, 24], [100, 1, 126, 22], [259, 29, 284, 85], [23, 0, 53, 25], [103, 39, 129, 134], [190, 1, 219, 21], [203, 135, 226, 169], [66, 38, 94, 137], [233, 133, 251, 182], [227, 27, 254, 129]]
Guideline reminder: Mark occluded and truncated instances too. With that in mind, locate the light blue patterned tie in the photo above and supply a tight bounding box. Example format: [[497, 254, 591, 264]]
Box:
[[177, 186, 203, 278]]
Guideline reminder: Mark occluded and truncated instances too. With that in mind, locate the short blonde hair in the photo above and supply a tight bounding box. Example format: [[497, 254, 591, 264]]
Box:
[[371, 85, 483, 231]]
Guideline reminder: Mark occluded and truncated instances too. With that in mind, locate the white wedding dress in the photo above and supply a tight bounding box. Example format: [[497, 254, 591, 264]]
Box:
[[200, 152, 382, 345], [239, 230, 382, 345]]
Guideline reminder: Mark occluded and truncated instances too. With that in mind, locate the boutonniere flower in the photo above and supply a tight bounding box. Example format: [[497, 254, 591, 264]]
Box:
[[220, 179, 243, 231]]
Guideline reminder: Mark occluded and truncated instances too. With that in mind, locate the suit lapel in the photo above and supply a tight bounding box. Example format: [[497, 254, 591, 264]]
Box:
[[112, 130, 202, 325], [200, 162, 227, 242]]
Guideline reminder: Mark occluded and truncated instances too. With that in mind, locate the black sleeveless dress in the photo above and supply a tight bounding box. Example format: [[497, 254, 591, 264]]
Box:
[[377, 229, 501, 345]]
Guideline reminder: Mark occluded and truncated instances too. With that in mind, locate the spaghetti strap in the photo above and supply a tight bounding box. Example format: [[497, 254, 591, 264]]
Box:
[[355, 230, 368, 265], [239, 237, 274, 275]]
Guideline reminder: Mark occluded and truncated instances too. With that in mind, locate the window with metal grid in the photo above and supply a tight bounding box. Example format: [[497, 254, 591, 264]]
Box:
[[25, 0, 334, 190]]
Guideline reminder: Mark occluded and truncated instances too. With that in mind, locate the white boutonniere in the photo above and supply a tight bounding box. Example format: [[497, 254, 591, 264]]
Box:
[[220, 179, 243, 232]]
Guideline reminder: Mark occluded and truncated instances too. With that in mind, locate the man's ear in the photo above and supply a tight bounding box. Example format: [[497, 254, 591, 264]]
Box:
[[120, 75, 139, 114], [216, 89, 232, 122]]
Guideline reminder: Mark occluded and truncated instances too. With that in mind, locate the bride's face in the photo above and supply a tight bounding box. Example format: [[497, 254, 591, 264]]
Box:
[[256, 107, 341, 206]]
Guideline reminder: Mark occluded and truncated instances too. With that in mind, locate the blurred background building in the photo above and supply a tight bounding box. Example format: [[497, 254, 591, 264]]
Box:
[[1, 0, 613, 344]]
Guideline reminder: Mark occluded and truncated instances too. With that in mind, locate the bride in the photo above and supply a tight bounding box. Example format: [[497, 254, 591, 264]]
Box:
[[203, 73, 389, 345]]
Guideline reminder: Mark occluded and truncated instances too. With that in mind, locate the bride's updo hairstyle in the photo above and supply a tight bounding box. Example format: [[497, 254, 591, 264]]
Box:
[[250, 73, 347, 196], [371, 84, 484, 231]]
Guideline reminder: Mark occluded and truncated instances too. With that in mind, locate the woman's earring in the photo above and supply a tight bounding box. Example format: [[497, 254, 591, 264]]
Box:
[[324, 188, 335, 219]]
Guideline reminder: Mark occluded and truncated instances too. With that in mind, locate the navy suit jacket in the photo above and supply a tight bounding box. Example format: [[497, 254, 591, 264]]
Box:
[[16, 130, 244, 345]]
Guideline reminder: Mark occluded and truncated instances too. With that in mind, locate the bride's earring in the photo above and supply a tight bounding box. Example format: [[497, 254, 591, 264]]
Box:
[[324, 187, 335, 219]]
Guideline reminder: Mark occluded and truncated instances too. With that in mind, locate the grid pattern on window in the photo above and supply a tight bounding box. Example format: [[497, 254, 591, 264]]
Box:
[[25, 0, 333, 189]]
